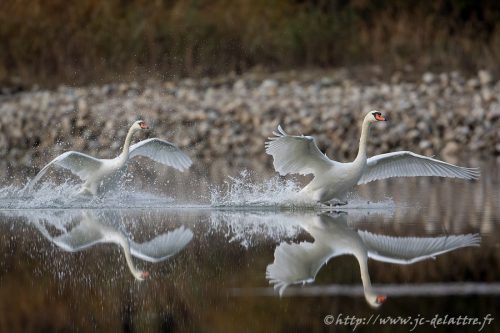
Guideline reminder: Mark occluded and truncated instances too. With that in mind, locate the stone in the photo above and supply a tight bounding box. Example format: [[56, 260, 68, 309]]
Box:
[[478, 70, 492, 86], [441, 141, 460, 156], [0, 69, 497, 171], [422, 72, 435, 84]]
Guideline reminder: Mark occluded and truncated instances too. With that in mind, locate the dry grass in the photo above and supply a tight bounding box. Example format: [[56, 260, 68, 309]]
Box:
[[0, 0, 499, 86]]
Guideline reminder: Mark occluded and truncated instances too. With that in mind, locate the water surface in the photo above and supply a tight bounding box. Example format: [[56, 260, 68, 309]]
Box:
[[0, 159, 498, 332]]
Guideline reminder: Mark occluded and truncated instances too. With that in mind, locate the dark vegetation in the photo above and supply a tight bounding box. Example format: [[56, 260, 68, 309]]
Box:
[[1, 0, 499, 86]]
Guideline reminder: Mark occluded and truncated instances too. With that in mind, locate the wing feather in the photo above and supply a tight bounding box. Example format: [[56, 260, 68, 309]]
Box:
[[131, 226, 193, 263], [265, 125, 333, 176], [266, 241, 336, 296], [358, 151, 480, 184], [51, 225, 104, 252], [358, 230, 480, 264], [27, 151, 103, 191], [128, 138, 192, 172]]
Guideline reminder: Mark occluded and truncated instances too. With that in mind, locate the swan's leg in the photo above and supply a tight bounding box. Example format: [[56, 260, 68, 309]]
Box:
[[77, 187, 94, 197], [78, 181, 98, 197], [320, 199, 348, 208], [323, 198, 348, 206], [89, 182, 99, 197], [325, 202, 335, 208], [332, 192, 349, 206]]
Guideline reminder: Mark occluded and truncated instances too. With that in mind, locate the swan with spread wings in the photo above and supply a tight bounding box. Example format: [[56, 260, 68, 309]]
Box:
[[266, 212, 480, 307], [265, 111, 479, 204], [27, 120, 192, 196]]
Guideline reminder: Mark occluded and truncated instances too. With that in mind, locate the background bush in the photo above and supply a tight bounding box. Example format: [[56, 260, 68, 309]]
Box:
[[1, 0, 499, 86]]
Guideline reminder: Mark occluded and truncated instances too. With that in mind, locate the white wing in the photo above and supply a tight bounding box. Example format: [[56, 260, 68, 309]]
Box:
[[27, 151, 103, 191], [265, 125, 333, 176], [358, 151, 480, 184], [128, 138, 192, 172], [49, 223, 104, 252], [358, 230, 480, 265], [266, 241, 342, 296], [130, 226, 193, 263]]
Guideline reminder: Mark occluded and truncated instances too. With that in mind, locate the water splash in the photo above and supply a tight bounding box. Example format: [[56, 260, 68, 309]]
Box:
[[209, 211, 303, 248], [209, 170, 319, 209], [0, 181, 175, 209], [0, 170, 397, 210], [207, 205, 398, 248], [208, 170, 397, 211], [341, 193, 397, 211]]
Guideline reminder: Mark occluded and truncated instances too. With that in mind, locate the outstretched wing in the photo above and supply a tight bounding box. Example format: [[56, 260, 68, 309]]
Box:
[[265, 125, 333, 176], [266, 241, 340, 296], [359, 230, 480, 264], [50, 224, 104, 252], [358, 151, 480, 184], [130, 226, 193, 262], [27, 151, 103, 191], [128, 138, 192, 172]]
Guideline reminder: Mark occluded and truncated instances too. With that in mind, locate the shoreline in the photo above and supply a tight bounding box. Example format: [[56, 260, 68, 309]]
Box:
[[1, 69, 498, 172]]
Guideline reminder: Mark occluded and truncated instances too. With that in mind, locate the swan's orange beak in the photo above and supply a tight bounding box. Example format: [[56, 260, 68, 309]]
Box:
[[139, 122, 149, 129], [141, 271, 150, 279], [375, 114, 386, 121], [376, 295, 387, 304]]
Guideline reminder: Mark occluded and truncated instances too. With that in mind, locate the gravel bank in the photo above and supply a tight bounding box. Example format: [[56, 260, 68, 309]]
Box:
[[0, 69, 499, 173]]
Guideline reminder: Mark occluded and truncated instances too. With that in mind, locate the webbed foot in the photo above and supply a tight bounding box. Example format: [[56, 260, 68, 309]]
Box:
[[77, 187, 95, 198], [321, 199, 348, 208]]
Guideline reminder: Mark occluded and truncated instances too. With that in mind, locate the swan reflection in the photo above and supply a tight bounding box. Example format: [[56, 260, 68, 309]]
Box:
[[9, 210, 193, 280], [266, 212, 480, 307]]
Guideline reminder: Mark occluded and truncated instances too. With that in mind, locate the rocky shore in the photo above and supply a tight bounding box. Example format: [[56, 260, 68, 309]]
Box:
[[0, 69, 499, 174]]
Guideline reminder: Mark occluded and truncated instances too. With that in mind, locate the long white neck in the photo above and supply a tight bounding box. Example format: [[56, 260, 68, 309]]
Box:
[[118, 236, 145, 280], [356, 251, 378, 307], [355, 118, 370, 163], [119, 126, 137, 162]]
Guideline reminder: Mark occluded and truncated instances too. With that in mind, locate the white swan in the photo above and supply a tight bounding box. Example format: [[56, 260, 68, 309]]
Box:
[[266, 212, 480, 307], [266, 111, 480, 204], [27, 120, 192, 196], [24, 210, 194, 280]]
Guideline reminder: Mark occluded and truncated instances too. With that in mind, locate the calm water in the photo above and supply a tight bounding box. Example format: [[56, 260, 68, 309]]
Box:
[[0, 158, 498, 332]]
